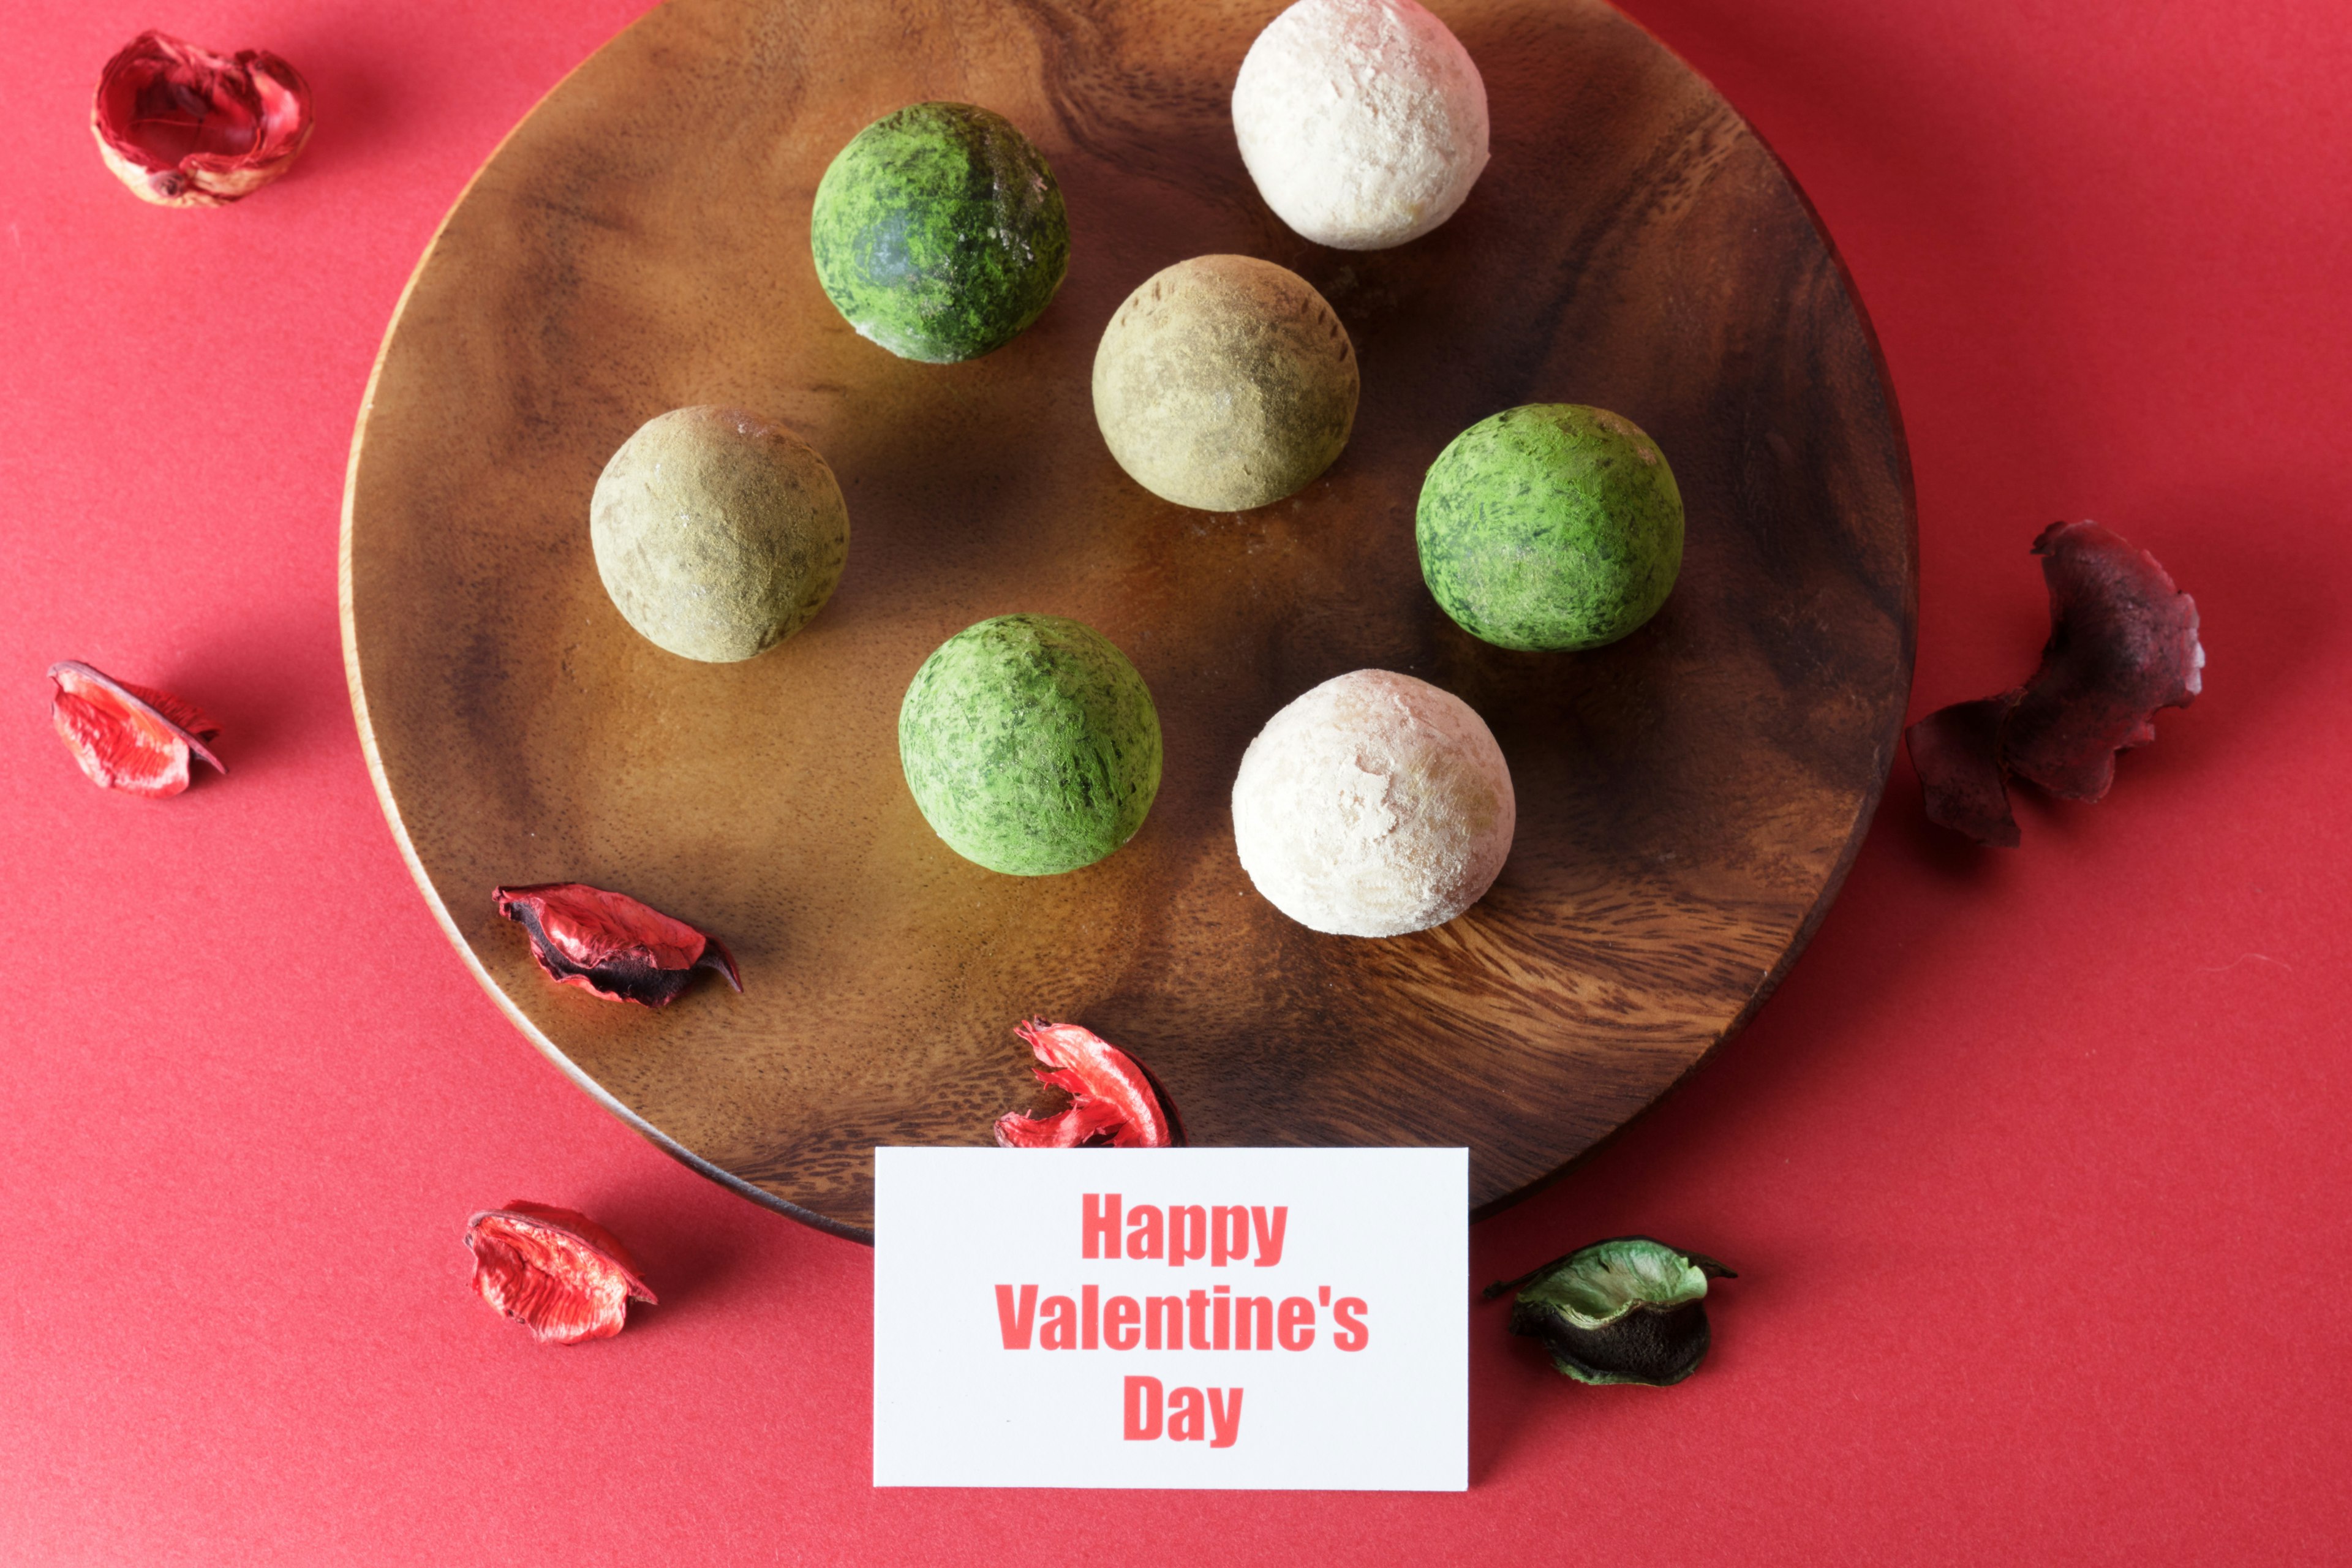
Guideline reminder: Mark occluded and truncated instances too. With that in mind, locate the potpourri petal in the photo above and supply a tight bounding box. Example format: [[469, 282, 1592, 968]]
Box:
[[465, 1202, 655, 1345], [493, 883, 741, 1006], [2003, 519, 2204, 801], [1488, 1236, 1734, 1387], [47, 660, 224, 798], [91, 31, 314, 207], [1905, 692, 2023, 848], [1907, 521, 2201, 843], [993, 1020, 1182, 1149]]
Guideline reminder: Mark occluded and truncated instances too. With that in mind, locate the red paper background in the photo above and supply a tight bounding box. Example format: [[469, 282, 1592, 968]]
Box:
[[4, 0, 2346, 1561]]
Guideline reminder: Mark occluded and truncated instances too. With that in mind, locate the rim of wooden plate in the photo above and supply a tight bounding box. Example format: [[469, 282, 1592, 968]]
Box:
[[340, 0, 1917, 1243]]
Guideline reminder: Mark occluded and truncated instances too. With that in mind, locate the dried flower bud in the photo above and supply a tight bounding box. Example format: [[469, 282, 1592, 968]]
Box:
[[48, 660, 224, 798], [1908, 521, 2203, 845], [465, 1202, 656, 1345], [91, 31, 314, 208], [494, 883, 742, 1006], [1487, 1237, 1735, 1387], [993, 1019, 1183, 1148]]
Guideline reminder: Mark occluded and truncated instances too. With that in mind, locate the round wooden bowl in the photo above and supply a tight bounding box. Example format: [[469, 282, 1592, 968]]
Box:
[[341, 0, 1915, 1240]]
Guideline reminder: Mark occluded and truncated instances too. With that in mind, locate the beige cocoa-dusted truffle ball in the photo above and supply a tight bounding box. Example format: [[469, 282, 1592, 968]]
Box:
[[1092, 254, 1358, 511], [1232, 0, 1490, 251], [1232, 669, 1515, 937], [590, 406, 850, 663]]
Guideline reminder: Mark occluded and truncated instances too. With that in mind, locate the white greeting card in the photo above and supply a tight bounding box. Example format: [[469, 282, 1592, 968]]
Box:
[[873, 1145, 1468, 1490]]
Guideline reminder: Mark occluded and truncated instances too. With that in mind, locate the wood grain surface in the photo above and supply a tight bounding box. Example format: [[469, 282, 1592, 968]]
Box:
[[340, 0, 1915, 1240]]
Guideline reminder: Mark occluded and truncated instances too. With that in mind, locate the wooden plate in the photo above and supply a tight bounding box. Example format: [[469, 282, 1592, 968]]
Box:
[[341, 0, 1914, 1240]]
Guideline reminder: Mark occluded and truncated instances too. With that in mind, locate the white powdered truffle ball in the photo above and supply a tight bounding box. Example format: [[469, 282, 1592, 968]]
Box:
[[1232, 669, 1515, 937], [1232, 0, 1491, 251]]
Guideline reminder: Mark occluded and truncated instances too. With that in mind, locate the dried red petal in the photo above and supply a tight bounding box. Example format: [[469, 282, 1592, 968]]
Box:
[[1909, 521, 2202, 844], [2003, 521, 2204, 801], [465, 1202, 656, 1345], [493, 883, 742, 1006], [1905, 692, 2022, 848], [993, 1020, 1183, 1149], [91, 31, 314, 208], [48, 660, 225, 798]]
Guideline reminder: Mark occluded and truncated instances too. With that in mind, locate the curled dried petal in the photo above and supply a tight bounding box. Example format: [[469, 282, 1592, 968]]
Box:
[[1905, 692, 2022, 848], [993, 1020, 1182, 1149], [466, 1202, 655, 1345], [91, 31, 314, 208], [494, 883, 742, 1006], [1487, 1237, 1735, 1387], [2004, 520, 2204, 801], [48, 660, 224, 798], [1908, 521, 2203, 844]]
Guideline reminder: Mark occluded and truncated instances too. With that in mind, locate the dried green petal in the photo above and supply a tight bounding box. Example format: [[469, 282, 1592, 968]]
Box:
[[1491, 1237, 1733, 1387], [1515, 1237, 1727, 1328]]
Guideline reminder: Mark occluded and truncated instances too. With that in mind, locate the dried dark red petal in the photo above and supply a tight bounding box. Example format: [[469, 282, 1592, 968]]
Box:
[[91, 31, 314, 208], [2003, 520, 2204, 801], [48, 661, 224, 798], [993, 1020, 1183, 1149], [465, 1202, 656, 1345], [1908, 521, 2202, 845], [494, 883, 742, 1006], [1905, 692, 2023, 848]]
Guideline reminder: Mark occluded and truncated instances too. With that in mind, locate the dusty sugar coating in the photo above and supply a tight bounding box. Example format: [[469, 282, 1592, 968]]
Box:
[[1092, 254, 1358, 511], [809, 102, 1068, 363], [1232, 0, 1490, 251], [1418, 404, 1683, 650], [1231, 669, 1515, 937], [898, 614, 1163, 876], [590, 406, 850, 663]]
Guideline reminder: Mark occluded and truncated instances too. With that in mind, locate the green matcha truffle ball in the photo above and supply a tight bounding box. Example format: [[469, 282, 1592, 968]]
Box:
[[1092, 254, 1359, 511], [1416, 404, 1684, 650], [898, 614, 1163, 876], [810, 102, 1069, 363], [590, 405, 850, 663]]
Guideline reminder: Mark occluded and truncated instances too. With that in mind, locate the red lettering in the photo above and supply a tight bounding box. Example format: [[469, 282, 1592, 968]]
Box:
[[1169, 1205, 1207, 1267], [1278, 1296, 1316, 1351], [1167, 1385, 1205, 1442], [1251, 1205, 1288, 1267], [1208, 1387, 1245, 1449], [1213, 1286, 1231, 1350], [1127, 1205, 1163, 1260], [1186, 1289, 1212, 1349], [994, 1284, 1037, 1350], [1123, 1376, 1163, 1441], [1333, 1296, 1369, 1351], [1082, 1283, 1099, 1350], [1235, 1297, 1274, 1349], [1104, 1295, 1140, 1351], [1211, 1205, 1249, 1266], [1040, 1294, 1077, 1351], [1145, 1295, 1183, 1351], [1126, 1381, 1242, 1447], [1084, 1193, 1121, 1259]]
